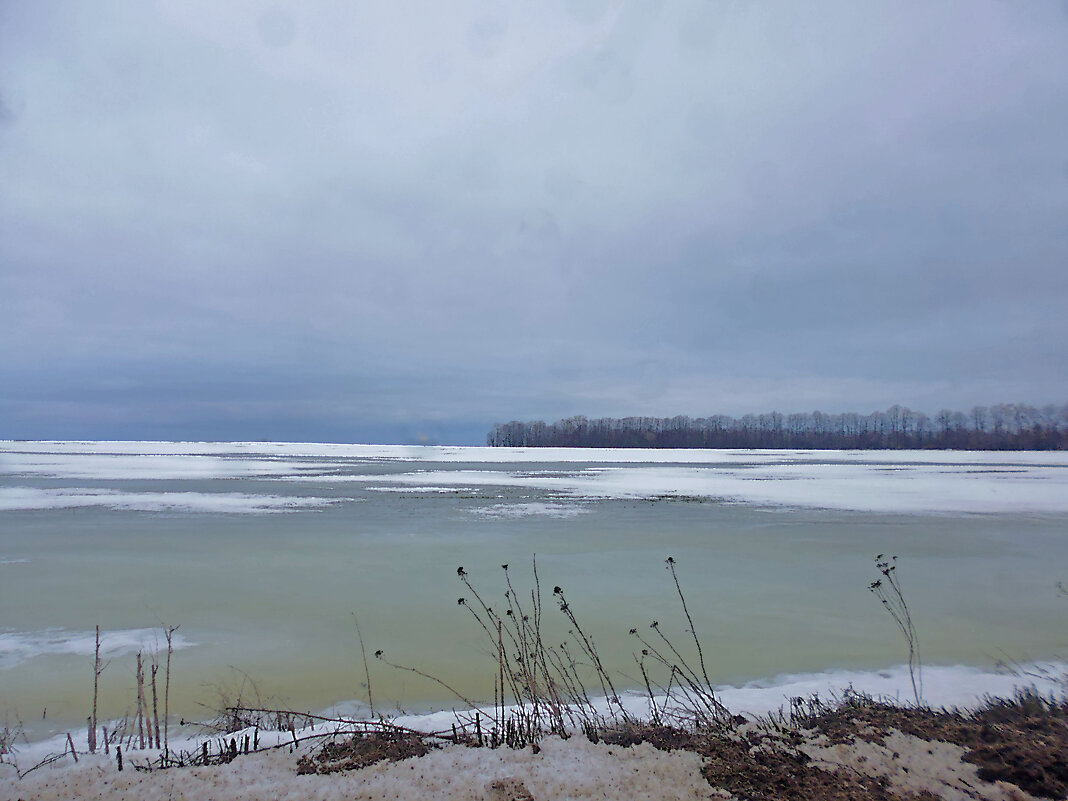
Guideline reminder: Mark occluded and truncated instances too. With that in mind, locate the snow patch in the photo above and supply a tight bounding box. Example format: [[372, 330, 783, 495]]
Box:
[[366, 486, 477, 493], [0, 487, 338, 514], [469, 502, 588, 519], [0, 628, 194, 669]]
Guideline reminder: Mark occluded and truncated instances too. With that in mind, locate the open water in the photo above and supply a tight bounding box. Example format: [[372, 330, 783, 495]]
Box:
[[2, 442, 1066, 743]]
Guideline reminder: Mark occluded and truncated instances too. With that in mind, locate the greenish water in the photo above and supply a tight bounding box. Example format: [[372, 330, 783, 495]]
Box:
[[1, 445, 1066, 742]]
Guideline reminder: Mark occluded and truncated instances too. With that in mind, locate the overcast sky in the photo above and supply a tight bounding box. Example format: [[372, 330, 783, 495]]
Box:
[[1, 1, 1067, 444]]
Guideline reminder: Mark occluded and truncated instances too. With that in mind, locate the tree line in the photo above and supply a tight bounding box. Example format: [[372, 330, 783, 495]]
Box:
[[487, 403, 1068, 450]]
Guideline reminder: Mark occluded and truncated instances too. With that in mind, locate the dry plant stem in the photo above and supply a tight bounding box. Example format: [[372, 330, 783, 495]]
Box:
[[374, 653, 481, 710], [643, 616, 719, 716], [631, 629, 727, 727], [530, 556, 552, 730], [163, 624, 178, 751], [136, 652, 145, 750], [650, 627, 726, 721], [151, 662, 161, 749], [504, 567, 538, 701], [870, 554, 923, 705], [636, 655, 662, 726], [0, 717, 26, 763], [666, 558, 713, 690], [352, 614, 375, 717], [559, 640, 599, 716], [497, 620, 505, 732], [458, 568, 530, 715], [220, 706, 453, 740], [545, 643, 592, 715], [138, 657, 154, 748], [90, 625, 101, 753], [555, 589, 628, 719]]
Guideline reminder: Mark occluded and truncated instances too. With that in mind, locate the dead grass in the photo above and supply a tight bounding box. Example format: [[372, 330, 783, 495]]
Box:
[[295, 731, 437, 775]]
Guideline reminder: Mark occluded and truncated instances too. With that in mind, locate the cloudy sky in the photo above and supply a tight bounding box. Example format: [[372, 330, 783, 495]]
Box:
[[1, 1, 1066, 444]]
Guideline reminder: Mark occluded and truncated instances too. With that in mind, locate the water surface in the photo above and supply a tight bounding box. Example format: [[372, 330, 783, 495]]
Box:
[[2, 442, 1066, 742]]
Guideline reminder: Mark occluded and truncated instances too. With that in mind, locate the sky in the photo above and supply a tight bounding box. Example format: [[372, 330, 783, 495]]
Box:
[[1, 0, 1067, 444]]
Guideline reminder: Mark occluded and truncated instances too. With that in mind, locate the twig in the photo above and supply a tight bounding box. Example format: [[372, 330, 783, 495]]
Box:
[[352, 614, 375, 717], [162, 623, 178, 751]]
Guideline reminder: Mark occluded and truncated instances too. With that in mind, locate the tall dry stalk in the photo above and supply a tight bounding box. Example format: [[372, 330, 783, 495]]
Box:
[[352, 614, 375, 717], [151, 662, 161, 749], [665, 557, 712, 690], [137, 653, 152, 751], [162, 624, 178, 751], [136, 652, 146, 749], [870, 554, 922, 706], [89, 625, 106, 753]]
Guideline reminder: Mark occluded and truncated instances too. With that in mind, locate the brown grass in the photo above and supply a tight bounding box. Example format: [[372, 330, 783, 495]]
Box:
[[295, 731, 436, 775]]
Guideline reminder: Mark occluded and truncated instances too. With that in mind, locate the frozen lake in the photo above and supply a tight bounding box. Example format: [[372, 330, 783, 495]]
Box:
[[2, 442, 1067, 743]]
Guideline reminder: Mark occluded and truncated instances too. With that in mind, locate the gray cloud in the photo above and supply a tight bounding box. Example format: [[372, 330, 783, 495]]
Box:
[[1, 0, 1066, 442]]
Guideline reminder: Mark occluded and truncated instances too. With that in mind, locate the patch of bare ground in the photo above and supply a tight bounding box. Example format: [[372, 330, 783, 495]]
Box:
[[288, 692, 1067, 800], [796, 690, 1068, 800], [696, 731, 940, 801], [295, 731, 437, 774], [577, 722, 934, 800]]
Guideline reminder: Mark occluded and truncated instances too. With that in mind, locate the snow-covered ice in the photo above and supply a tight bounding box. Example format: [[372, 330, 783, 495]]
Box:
[[0, 487, 340, 513], [0, 627, 194, 669]]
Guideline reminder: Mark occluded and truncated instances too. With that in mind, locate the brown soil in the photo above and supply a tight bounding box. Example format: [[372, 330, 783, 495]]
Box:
[[292, 691, 1068, 799], [801, 690, 1068, 799], [594, 721, 938, 800], [697, 732, 940, 801], [295, 731, 437, 775]]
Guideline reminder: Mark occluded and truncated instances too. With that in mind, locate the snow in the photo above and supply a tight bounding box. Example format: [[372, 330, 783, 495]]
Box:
[[802, 731, 1013, 801], [337, 462, 1068, 514], [0, 487, 340, 514], [0, 452, 341, 480], [4, 442, 1066, 514], [2, 661, 1062, 801], [468, 502, 588, 519], [365, 486, 478, 493], [0, 628, 194, 669], [0, 734, 713, 801]]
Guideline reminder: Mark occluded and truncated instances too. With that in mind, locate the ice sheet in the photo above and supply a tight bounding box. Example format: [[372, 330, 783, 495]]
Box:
[[468, 502, 589, 519], [0, 627, 193, 669], [0, 487, 339, 514], [345, 462, 1068, 514], [0, 452, 341, 480]]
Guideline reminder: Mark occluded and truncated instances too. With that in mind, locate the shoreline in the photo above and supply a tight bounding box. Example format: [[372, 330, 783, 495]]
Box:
[[3, 679, 1066, 801], [4, 660, 1064, 772]]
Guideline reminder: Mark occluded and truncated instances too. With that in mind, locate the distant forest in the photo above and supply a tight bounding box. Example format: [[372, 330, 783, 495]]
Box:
[[487, 403, 1068, 450]]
